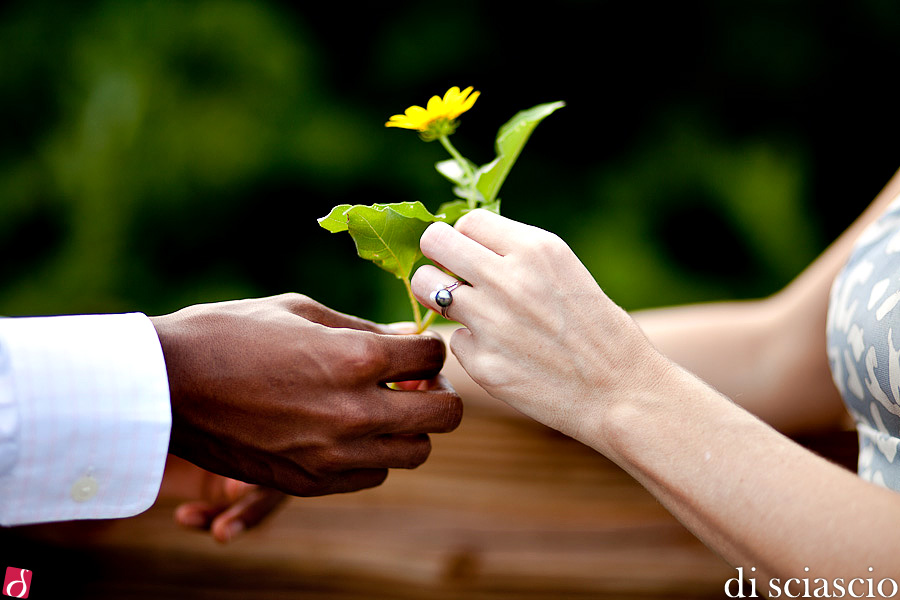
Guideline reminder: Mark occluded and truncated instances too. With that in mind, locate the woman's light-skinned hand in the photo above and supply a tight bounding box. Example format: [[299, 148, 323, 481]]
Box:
[[411, 210, 669, 441]]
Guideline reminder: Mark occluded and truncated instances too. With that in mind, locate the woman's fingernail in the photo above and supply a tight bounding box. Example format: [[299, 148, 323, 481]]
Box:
[[385, 322, 417, 334]]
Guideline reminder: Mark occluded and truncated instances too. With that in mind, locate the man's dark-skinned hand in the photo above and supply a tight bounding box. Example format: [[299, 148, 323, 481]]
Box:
[[149, 293, 462, 497]]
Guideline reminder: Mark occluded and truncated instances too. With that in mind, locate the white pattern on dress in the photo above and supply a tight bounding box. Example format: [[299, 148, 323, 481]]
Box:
[[831, 260, 873, 334], [876, 291, 900, 321], [864, 347, 900, 417], [844, 349, 864, 399], [827, 192, 900, 491], [868, 278, 890, 309], [867, 404, 899, 462], [848, 324, 865, 361], [889, 328, 900, 405]]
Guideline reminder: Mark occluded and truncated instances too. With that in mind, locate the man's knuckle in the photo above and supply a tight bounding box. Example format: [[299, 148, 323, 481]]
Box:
[[339, 334, 383, 379], [338, 398, 380, 437], [313, 446, 347, 473]]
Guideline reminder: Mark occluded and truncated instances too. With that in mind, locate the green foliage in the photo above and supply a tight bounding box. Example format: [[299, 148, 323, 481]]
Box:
[[2, 1, 895, 323], [475, 101, 566, 205], [0, 0, 331, 314], [435, 159, 478, 203], [318, 202, 441, 280], [574, 115, 818, 308]]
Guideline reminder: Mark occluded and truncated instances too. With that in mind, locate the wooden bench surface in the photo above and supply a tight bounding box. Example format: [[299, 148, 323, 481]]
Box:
[[0, 394, 857, 599]]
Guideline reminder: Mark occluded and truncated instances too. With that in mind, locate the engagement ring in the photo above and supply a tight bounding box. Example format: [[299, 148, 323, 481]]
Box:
[[432, 280, 465, 318]]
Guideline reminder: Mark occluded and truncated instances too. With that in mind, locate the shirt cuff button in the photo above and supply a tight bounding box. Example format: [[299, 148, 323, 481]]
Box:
[[71, 475, 98, 502]]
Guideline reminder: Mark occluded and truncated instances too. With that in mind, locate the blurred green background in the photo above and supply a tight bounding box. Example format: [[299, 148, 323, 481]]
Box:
[[2, 0, 899, 322]]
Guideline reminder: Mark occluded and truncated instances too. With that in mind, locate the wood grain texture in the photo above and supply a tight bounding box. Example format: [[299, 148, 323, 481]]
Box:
[[0, 395, 856, 599]]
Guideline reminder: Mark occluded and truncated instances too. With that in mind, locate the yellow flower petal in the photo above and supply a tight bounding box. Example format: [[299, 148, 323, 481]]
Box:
[[385, 86, 480, 135], [443, 86, 462, 104], [385, 117, 418, 129], [426, 95, 443, 113]]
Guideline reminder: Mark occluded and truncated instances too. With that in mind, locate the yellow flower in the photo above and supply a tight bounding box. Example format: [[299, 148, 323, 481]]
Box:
[[385, 86, 480, 140]]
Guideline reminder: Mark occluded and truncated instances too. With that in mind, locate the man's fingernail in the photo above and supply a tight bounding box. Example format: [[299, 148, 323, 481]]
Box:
[[177, 510, 207, 528], [225, 520, 244, 541]]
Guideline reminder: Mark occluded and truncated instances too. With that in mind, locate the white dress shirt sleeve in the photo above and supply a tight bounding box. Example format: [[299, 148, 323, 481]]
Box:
[[0, 313, 171, 525]]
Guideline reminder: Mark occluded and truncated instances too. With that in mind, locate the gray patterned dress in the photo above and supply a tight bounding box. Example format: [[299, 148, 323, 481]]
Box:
[[827, 192, 900, 489]]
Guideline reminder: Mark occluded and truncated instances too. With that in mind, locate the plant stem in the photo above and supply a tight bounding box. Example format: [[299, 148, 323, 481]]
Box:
[[402, 275, 423, 331], [439, 135, 477, 209], [419, 309, 439, 333]]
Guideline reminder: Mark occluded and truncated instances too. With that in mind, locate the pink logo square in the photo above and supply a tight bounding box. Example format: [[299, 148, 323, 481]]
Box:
[[3, 567, 31, 598]]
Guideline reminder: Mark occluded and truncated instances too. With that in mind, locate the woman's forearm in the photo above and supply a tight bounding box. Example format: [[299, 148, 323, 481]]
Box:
[[588, 359, 898, 581], [633, 299, 780, 405], [632, 299, 846, 434]]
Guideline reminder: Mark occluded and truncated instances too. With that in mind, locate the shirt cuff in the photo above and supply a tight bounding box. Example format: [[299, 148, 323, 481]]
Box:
[[0, 313, 172, 525]]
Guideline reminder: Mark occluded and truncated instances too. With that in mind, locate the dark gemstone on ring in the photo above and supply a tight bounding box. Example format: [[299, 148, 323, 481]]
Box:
[[435, 289, 453, 307]]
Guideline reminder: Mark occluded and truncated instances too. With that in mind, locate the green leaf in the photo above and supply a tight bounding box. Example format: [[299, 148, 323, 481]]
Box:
[[318, 201, 441, 279], [436, 158, 484, 205], [370, 200, 441, 222], [480, 199, 501, 214], [475, 101, 565, 205], [435, 200, 469, 224], [435, 158, 473, 186], [317, 203, 353, 232], [435, 198, 502, 225]]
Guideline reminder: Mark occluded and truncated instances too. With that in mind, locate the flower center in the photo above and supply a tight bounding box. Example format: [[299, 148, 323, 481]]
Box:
[[420, 117, 458, 142]]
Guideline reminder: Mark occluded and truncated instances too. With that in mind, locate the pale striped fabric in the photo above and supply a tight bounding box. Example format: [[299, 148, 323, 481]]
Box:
[[0, 313, 171, 525]]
